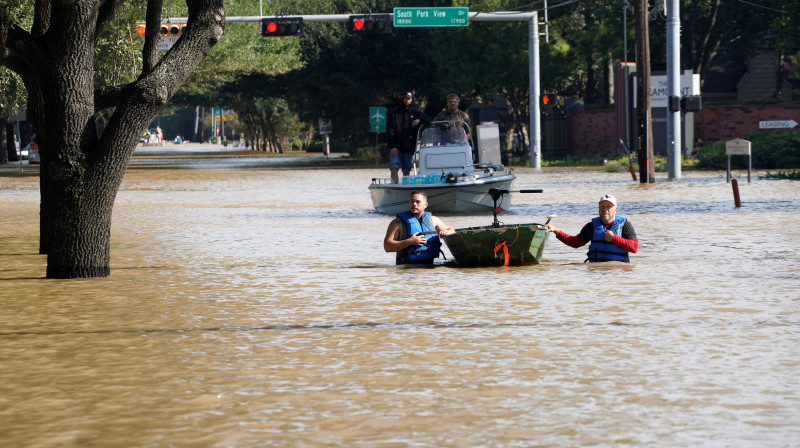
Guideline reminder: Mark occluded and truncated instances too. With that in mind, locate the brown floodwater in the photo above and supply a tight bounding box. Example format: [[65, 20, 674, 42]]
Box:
[[1, 150, 799, 447]]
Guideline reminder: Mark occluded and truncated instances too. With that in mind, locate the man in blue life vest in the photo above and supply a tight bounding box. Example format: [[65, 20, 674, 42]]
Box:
[[384, 190, 455, 265], [544, 194, 639, 262]]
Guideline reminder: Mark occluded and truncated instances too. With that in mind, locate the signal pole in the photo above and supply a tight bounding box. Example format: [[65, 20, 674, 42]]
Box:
[[666, 0, 681, 179], [634, 0, 655, 183]]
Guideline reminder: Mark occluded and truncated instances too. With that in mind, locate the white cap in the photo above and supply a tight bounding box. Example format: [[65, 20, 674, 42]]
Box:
[[599, 194, 617, 207]]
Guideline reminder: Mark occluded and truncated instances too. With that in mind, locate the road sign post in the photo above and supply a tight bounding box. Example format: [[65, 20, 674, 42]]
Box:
[[393, 7, 469, 27], [369, 107, 387, 165], [318, 118, 332, 135], [726, 138, 751, 183]]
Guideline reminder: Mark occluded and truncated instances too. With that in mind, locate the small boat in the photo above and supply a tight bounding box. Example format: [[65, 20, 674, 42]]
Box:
[[369, 121, 515, 215], [442, 189, 552, 267]]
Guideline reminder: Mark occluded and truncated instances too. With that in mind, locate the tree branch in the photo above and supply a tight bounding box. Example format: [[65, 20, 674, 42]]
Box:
[[94, 84, 129, 112], [95, 0, 124, 45], [142, 0, 164, 74], [32, 0, 49, 37], [97, 0, 224, 157], [0, 23, 44, 80]]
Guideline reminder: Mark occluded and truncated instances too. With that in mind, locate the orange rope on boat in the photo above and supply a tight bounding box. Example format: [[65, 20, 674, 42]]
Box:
[[493, 241, 509, 266]]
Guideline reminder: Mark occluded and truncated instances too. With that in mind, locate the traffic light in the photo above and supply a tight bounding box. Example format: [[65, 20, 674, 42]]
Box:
[[161, 22, 187, 36], [681, 95, 702, 112], [541, 93, 557, 110], [348, 14, 392, 35], [261, 17, 304, 37], [135, 22, 186, 37]]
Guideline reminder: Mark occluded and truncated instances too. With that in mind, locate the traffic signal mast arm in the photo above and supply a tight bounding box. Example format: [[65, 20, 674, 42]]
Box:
[[160, 11, 536, 25]]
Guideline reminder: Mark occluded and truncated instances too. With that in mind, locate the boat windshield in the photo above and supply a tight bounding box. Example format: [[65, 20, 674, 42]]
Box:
[[418, 121, 470, 148]]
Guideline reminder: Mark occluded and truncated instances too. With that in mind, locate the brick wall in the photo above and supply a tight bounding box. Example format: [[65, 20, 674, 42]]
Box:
[[693, 103, 800, 144], [565, 108, 617, 159], [566, 103, 800, 158]]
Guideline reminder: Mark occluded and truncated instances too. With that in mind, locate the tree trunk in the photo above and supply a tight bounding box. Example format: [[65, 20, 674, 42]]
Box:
[[604, 52, 614, 104], [0, 117, 10, 163], [42, 172, 118, 278], [1, 0, 225, 278], [585, 54, 598, 104], [6, 119, 18, 162]]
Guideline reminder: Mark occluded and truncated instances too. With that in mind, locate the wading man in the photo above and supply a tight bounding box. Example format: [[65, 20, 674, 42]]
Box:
[[384, 191, 455, 265], [544, 194, 639, 262]]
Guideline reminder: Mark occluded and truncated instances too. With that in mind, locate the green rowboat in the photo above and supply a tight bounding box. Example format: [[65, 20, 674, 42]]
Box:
[[440, 188, 551, 267], [443, 223, 549, 267]]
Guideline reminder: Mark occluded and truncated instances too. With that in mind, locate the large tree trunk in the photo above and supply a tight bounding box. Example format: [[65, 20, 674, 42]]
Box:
[[2, 0, 225, 278], [0, 117, 12, 163]]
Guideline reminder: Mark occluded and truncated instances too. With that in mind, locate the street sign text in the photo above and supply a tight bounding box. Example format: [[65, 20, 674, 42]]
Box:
[[759, 120, 798, 130], [393, 7, 469, 27]]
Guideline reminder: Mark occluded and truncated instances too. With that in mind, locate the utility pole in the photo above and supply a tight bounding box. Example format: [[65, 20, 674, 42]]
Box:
[[530, 13, 541, 169], [634, 0, 655, 183], [666, 0, 681, 179]]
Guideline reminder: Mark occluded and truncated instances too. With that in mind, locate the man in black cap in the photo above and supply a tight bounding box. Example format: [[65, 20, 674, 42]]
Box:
[[387, 91, 431, 184]]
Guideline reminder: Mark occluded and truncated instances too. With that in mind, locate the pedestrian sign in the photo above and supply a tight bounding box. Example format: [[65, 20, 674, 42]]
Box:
[[369, 107, 387, 133]]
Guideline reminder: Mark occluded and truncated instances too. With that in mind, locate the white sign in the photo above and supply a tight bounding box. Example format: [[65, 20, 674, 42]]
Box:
[[633, 74, 700, 108], [159, 36, 179, 51], [318, 118, 332, 135], [726, 138, 751, 156], [759, 120, 798, 130]]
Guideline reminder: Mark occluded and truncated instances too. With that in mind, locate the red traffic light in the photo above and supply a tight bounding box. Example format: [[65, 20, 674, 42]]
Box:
[[348, 14, 392, 34], [261, 17, 304, 37]]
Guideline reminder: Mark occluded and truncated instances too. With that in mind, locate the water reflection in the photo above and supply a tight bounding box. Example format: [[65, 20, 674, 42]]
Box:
[[1, 156, 799, 446]]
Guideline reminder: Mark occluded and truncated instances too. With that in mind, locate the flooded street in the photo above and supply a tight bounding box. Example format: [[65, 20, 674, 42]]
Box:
[[1, 151, 799, 447]]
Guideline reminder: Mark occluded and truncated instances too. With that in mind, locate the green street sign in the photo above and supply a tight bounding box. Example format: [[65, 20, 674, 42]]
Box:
[[393, 7, 469, 27], [369, 107, 387, 132]]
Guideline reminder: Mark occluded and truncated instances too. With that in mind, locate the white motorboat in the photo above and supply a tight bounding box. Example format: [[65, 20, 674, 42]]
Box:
[[369, 121, 516, 215]]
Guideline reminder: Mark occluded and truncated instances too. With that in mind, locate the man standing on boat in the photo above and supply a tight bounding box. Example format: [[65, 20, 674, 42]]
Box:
[[387, 91, 431, 184], [544, 194, 639, 262], [384, 191, 455, 265], [434, 93, 472, 143]]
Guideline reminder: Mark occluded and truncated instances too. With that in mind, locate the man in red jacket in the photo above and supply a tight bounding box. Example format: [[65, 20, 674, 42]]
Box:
[[544, 194, 639, 262]]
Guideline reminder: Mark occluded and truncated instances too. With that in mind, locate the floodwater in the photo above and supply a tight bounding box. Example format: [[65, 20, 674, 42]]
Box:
[[1, 150, 799, 447]]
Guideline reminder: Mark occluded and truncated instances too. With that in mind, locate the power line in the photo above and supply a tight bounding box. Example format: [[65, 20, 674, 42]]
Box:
[[737, 0, 786, 14]]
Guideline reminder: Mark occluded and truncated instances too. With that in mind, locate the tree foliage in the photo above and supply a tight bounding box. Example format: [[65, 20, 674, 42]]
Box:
[[170, 0, 797, 148]]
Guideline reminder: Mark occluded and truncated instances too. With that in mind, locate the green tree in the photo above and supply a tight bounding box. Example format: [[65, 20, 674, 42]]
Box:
[[0, 3, 29, 162], [0, 68, 27, 162], [0, 0, 224, 278], [172, 0, 307, 146]]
